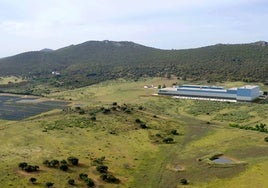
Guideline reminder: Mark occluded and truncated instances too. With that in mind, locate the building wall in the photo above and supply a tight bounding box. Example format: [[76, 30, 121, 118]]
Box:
[[158, 85, 261, 102]]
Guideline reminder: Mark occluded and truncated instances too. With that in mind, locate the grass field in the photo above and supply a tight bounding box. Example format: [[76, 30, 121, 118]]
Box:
[[0, 77, 267, 187], [0, 76, 24, 85]]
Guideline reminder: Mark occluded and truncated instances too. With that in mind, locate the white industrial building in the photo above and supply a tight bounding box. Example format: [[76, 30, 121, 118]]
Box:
[[158, 84, 261, 102]]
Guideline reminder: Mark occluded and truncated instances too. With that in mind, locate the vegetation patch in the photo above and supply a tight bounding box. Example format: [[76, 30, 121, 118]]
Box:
[[230, 123, 268, 133]]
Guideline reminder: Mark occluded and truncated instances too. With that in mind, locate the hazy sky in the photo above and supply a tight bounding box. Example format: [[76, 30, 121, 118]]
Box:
[[0, 0, 267, 57]]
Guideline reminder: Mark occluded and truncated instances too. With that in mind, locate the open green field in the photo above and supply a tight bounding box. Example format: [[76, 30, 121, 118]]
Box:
[[0, 77, 267, 188]]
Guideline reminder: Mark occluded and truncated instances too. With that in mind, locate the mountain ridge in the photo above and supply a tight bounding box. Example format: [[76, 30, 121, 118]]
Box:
[[0, 40, 267, 91]]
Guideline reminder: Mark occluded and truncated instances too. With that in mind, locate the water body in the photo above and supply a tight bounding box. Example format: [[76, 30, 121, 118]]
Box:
[[0, 94, 69, 120], [212, 157, 234, 164]]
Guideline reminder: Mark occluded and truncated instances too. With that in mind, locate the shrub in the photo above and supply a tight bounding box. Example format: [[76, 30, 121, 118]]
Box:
[[50, 159, 59, 167], [60, 160, 68, 165], [45, 182, 54, 188], [79, 173, 88, 181], [59, 164, 68, 171], [100, 173, 120, 183], [170, 129, 179, 135], [67, 156, 79, 165], [92, 156, 105, 165], [96, 165, 108, 173], [102, 108, 111, 114], [140, 123, 148, 129], [24, 165, 39, 172], [84, 178, 95, 187], [180, 178, 188, 185], [18, 162, 28, 170], [29, 177, 37, 184], [163, 137, 174, 143], [90, 116, 96, 121], [135, 118, 142, 123], [68, 179, 75, 185]]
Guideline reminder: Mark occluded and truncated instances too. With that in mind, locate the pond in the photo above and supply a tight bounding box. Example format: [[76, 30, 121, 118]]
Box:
[[0, 94, 69, 120], [212, 157, 234, 164]]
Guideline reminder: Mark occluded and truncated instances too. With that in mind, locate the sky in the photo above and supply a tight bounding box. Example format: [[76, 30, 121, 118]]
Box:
[[0, 0, 268, 57]]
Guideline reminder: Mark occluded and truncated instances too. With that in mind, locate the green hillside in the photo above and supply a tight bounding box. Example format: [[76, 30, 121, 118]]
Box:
[[0, 40, 267, 94]]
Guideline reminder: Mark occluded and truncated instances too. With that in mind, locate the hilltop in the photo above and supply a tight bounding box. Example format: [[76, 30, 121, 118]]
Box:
[[0, 40, 267, 94]]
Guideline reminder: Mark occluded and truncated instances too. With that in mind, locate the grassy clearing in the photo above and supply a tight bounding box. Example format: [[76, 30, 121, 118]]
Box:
[[0, 76, 24, 85], [0, 77, 267, 187]]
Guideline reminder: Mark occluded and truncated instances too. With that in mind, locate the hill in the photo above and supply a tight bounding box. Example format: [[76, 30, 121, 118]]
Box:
[[0, 40, 267, 93]]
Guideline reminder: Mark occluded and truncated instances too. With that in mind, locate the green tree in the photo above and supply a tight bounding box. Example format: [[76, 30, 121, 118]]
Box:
[[84, 178, 95, 187], [67, 156, 79, 165], [50, 159, 59, 167], [29, 177, 37, 184], [96, 165, 108, 173], [59, 164, 68, 171], [45, 182, 54, 188], [18, 162, 28, 170], [68, 179, 75, 185], [79, 173, 88, 181], [180, 178, 188, 185]]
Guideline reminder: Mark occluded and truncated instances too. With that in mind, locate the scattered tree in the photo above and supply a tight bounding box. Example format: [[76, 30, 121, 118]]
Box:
[[45, 182, 54, 188], [180, 178, 188, 185], [67, 156, 79, 165], [29, 177, 37, 184], [100, 173, 120, 183], [96, 165, 108, 173], [170, 129, 179, 135], [163, 137, 174, 143], [79, 173, 88, 181], [59, 164, 68, 171], [68, 179, 75, 185], [84, 178, 95, 187], [18, 162, 28, 170]]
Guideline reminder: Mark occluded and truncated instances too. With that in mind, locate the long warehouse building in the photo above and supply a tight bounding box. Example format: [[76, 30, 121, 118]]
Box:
[[158, 84, 261, 101]]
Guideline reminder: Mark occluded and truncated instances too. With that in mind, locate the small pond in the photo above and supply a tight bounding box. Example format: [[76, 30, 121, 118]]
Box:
[[0, 94, 69, 120], [212, 157, 234, 164]]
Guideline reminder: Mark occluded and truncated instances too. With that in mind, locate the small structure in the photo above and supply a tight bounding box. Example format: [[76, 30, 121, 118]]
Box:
[[158, 84, 261, 102], [144, 84, 154, 89], [52, 71, 61, 76]]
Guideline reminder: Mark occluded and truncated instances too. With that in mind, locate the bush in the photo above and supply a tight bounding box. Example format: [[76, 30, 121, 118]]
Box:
[[84, 178, 95, 187], [68, 179, 75, 185], [67, 156, 79, 165], [90, 116, 96, 121], [100, 173, 120, 183], [60, 160, 68, 165], [102, 108, 111, 114], [45, 182, 54, 188], [79, 173, 88, 181], [29, 177, 37, 184], [18, 162, 28, 170], [180, 178, 188, 185], [92, 156, 105, 165], [170, 129, 179, 135], [50, 159, 59, 167], [140, 123, 148, 129], [264, 137, 268, 142], [135, 118, 142, 123], [96, 165, 108, 173], [163, 137, 174, 143], [59, 164, 68, 171], [24, 165, 39, 172]]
